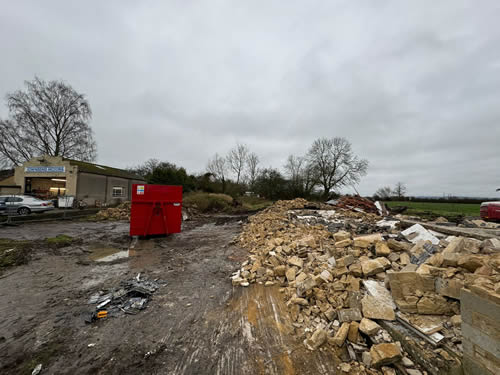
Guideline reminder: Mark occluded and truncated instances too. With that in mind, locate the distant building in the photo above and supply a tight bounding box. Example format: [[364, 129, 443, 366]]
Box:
[[0, 155, 145, 205]]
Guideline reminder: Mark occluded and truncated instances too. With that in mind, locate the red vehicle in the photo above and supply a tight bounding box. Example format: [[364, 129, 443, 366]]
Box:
[[130, 184, 182, 237], [480, 201, 500, 221]]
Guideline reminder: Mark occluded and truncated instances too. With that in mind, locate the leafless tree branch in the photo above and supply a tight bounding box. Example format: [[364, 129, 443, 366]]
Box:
[[0, 77, 96, 166]]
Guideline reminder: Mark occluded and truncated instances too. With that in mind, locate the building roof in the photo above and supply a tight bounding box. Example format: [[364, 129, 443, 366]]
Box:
[[64, 159, 144, 180]]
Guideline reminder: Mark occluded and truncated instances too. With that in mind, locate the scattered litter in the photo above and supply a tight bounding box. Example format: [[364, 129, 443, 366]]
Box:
[[376, 219, 399, 229], [32, 364, 42, 375], [374, 201, 389, 216], [85, 274, 166, 323]]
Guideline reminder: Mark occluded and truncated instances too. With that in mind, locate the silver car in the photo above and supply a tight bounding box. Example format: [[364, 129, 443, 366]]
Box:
[[0, 195, 54, 215]]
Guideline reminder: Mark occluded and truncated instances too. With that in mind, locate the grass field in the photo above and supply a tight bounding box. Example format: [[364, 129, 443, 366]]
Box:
[[384, 201, 480, 220]]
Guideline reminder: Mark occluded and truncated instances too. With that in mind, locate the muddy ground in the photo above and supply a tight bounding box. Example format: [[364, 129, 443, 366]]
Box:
[[0, 216, 341, 375]]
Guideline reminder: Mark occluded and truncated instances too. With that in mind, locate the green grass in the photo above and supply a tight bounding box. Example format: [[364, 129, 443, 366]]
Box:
[[184, 192, 234, 212], [239, 195, 273, 212], [46, 234, 74, 248], [385, 201, 480, 220], [0, 238, 32, 269]]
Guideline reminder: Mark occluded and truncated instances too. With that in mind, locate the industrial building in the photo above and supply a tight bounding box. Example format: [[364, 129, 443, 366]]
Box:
[[0, 155, 145, 205]]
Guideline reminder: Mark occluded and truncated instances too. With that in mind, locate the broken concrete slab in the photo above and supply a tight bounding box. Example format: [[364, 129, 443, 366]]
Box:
[[401, 224, 439, 245], [361, 295, 395, 321]]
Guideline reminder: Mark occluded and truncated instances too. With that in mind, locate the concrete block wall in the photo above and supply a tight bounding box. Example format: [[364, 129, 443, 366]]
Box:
[[461, 288, 500, 375]]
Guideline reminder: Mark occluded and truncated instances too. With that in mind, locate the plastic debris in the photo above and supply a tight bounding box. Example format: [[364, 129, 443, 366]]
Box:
[[85, 275, 166, 323], [32, 364, 42, 375]]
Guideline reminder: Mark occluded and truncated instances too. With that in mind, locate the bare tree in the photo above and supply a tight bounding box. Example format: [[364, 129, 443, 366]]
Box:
[[127, 158, 160, 178], [284, 154, 319, 197], [284, 155, 304, 184], [307, 137, 368, 199], [226, 143, 249, 184], [207, 153, 228, 193], [393, 182, 407, 199], [246, 152, 259, 190], [0, 77, 96, 166], [374, 186, 393, 200]]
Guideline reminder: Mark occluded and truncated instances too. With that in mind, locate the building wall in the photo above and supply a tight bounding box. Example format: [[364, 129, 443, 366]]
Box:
[[106, 176, 130, 205], [76, 172, 107, 205], [14, 156, 78, 195], [0, 186, 22, 195], [0, 175, 21, 195], [77, 174, 145, 205], [13, 155, 145, 206], [461, 288, 500, 375]]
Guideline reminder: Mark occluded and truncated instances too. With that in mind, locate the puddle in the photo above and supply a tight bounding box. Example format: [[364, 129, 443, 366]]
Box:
[[89, 246, 129, 262], [88, 240, 158, 268]]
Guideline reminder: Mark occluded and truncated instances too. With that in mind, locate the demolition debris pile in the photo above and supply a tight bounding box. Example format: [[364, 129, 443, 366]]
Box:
[[233, 198, 500, 374], [335, 196, 379, 214], [95, 201, 199, 222], [96, 201, 131, 221]]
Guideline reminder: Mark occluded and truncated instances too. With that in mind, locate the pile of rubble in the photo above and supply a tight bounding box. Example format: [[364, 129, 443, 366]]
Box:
[[96, 201, 131, 221], [95, 201, 198, 221], [334, 196, 379, 214], [232, 199, 500, 374]]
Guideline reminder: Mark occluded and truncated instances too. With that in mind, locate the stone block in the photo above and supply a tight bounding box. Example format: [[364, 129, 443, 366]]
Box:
[[361, 295, 395, 321], [335, 239, 353, 248], [370, 343, 402, 368], [376, 242, 391, 256], [359, 317, 381, 336], [361, 259, 385, 276], [347, 321, 359, 342], [304, 328, 327, 350], [332, 322, 350, 346]]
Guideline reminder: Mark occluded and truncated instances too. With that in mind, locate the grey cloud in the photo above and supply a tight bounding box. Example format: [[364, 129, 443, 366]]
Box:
[[1, 1, 499, 197]]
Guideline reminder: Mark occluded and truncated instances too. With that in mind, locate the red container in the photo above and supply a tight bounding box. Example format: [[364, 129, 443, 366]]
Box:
[[130, 184, 183, 237], [480, 201, 500, 221]]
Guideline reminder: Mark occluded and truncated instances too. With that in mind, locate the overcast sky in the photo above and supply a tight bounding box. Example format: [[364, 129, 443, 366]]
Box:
[[1, 1, 499, 197]]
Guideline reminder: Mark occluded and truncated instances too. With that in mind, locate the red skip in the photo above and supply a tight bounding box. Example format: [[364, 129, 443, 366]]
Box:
[[130, 184, 183, 237]]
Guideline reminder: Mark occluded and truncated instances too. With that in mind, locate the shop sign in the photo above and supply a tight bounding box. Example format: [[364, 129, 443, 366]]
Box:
[[25, 166, 66, 173]]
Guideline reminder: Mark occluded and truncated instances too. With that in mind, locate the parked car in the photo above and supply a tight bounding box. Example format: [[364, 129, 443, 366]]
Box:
[[0, 195, 54, 215], [0, 197, 7, 213]]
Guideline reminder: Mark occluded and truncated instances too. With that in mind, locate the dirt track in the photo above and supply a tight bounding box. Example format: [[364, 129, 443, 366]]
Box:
[[0, 216, 341, 374]]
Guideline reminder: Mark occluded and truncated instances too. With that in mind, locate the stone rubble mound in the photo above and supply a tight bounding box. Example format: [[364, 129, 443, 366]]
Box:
[[96, 201, 131, 221], [232, 198, 500, 375]]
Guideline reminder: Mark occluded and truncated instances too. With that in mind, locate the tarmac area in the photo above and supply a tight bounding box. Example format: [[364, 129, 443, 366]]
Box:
[[0, 216, 339, 375]]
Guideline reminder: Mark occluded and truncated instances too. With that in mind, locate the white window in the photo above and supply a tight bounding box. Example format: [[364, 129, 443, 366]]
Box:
[[112, 186, 124, 197]]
